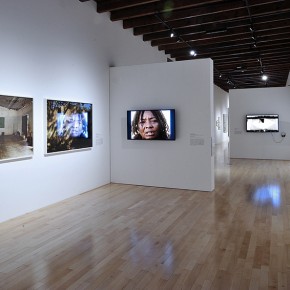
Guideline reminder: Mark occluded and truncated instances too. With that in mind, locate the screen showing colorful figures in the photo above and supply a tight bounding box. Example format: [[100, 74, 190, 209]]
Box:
[[47, 100, 92, 153]]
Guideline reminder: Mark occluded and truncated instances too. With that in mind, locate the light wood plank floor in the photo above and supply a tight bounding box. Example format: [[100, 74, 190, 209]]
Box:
[[1, 143, 290, 289]]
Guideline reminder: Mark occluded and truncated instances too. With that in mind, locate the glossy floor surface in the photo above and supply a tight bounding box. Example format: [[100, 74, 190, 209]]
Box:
[[1, 143, 290, 289]]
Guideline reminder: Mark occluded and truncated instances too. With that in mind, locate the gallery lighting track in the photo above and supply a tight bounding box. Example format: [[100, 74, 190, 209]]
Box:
[[154, 13, 197, 58], [244, 0, 268, 84]]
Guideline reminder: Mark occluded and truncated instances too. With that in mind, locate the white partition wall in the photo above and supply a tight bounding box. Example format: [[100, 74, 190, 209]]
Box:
[[230, 87, 290, 160], [110, 60, 215, 191]]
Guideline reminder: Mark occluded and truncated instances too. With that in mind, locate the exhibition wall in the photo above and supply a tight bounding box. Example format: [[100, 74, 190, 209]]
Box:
[[0, 0, 166, 223], [214, 85, 229, 145], [229, 87, 290, 160], [110, 60, 215, 191]]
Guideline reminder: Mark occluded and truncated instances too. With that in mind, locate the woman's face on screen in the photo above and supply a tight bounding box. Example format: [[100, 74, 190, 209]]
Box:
[[67, 114, 83, 137], [138, 111, 160, 139]]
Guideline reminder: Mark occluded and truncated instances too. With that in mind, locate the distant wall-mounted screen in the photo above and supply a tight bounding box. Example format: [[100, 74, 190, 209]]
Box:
[[246, 114, 279, 132], [127, 109, 175, 140], [47, 99, 92, 153]]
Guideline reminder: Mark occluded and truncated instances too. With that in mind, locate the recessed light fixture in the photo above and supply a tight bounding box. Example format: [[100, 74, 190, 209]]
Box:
[[262, 74, 268, 81], [190, 50, 196, 56]]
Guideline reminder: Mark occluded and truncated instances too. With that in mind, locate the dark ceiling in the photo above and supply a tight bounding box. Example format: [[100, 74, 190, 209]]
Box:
[[80, 0, 290, 92]]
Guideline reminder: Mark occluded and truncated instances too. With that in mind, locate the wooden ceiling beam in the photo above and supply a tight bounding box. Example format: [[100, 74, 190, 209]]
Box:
[[159, 31, 290, 53], [134, 11, 249, 36], [81, 0, 290, 89], [256, 27, 290, 40], [170, 45, 289, 59], [134, 1, 290, 35], [173, 50, 290, 65], [109, 0, 223, 21], [143, 19, 251, 42], [165, 38, 290, 57], [114, 0, 285, 22], [97, 0, 158, 13], [214, 61, 290, 71], [125, 1, 243, 28], [175, 51, 255, 60], [159, 36, 254, 51], [257, 32, 290, 44], [143, 17, 290, 42], [150, 27, 250, 46], [123, 0, 285, 28]]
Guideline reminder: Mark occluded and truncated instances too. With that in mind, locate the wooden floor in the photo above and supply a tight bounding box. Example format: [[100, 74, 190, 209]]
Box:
[[1, 143, 290, 289]]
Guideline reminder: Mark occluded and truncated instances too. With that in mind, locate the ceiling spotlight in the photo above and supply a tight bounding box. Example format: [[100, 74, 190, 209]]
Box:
[[170, 31, 175, 38], [219, 73, 222, 78], [262, 74, 268, 81], [190, 49, 196, 56]]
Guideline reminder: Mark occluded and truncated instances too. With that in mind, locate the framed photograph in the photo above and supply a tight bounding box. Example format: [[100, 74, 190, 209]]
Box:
[[46, 99, 93, 154], [223, 113, 228, 133], [0, 94, 33, 162], [216, 116, 221, 130]]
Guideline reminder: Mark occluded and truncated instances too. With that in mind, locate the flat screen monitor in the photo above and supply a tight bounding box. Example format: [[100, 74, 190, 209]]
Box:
[[47, 99, 92, 153], [127, 109, 175, 140], [246, 114, 279, 132]]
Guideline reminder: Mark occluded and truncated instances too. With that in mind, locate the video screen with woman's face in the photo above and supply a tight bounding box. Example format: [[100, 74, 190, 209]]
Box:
[[47, 100, 92, 153], [127, 109, 175, 140]]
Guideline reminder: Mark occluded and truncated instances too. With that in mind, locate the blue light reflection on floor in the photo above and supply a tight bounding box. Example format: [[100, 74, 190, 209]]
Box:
[[252, 184, 281, 208]]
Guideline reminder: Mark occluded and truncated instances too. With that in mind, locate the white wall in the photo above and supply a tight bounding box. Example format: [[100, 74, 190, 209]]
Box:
[[229, 87, 290, 160], [214, 85, 229, 145], [0, 0, 166, 223], [110, 60, 215, 191]]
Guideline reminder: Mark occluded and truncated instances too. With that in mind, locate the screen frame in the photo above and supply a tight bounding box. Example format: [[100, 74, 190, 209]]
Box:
[[246, 114, 279, 133], [46, 99, 93, 154], [127, 109, 176, 141]]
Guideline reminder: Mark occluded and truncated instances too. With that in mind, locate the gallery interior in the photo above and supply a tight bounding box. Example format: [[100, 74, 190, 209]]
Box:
[[0, 0, 290, 289]]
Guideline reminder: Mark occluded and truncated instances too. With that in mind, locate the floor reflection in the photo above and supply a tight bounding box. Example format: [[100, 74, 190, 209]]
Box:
[[129, 229, 174, 275], [214, 142, 231, 184], [45, 234, 94, 288], [251, 184, 281, 208]]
